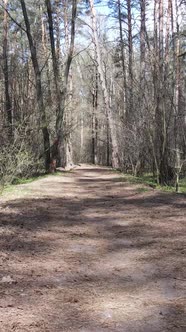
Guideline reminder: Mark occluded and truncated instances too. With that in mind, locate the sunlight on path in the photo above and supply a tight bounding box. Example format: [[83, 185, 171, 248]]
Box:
[[0, 165, 185, 332]]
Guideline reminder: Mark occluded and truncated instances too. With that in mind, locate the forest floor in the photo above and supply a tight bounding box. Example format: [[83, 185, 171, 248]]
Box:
[[0, 164, 185, 332]]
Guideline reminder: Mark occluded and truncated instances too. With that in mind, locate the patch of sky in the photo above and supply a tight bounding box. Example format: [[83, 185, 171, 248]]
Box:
[[76, 0, 119, 49]]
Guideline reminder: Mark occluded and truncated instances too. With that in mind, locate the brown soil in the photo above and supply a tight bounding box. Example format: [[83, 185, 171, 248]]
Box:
[[0, 164, 185, 332]]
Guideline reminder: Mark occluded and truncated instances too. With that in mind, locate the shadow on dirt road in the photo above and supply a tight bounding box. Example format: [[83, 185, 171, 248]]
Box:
[[0, 165, 185, 331]]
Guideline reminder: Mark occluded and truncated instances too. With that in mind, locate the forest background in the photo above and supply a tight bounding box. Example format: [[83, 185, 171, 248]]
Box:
[[0, 0, 185, 192]]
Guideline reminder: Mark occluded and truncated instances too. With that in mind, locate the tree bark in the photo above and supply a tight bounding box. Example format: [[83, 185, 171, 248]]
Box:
[[45, 0, 77, 166], [158, 0, 170, 184], [89, 0, 120, 169], [174, 0, 182, 191], [127, 0, 133, 123], [3, 0, 12, 135], [140, 0, 146, 89], [117, 0, 127, 118], [41, 6, 52, 106], [20, 0, 51, 172], [92, 65, 98, 164], [64, 2, 74, 167]]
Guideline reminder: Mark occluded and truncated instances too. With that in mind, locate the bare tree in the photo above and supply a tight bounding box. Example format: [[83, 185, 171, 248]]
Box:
[[89, 0, 120, 169], [3, 0, 12, 135], [45, 0, 77, 166], [20, 0, 51, 172]]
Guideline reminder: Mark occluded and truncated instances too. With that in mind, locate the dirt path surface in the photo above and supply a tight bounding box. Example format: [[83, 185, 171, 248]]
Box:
[[0, 164, 185, 332]]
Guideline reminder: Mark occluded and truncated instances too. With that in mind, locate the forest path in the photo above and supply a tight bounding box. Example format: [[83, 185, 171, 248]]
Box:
[[0, 164, 185, 332]]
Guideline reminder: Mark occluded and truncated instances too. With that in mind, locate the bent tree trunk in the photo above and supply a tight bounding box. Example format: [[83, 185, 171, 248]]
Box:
[[89, 0, 120, 169], [20, 0, 51, 172]]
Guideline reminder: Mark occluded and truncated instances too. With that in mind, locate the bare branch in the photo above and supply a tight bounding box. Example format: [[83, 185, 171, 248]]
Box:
[[0, 3, 27, 33]]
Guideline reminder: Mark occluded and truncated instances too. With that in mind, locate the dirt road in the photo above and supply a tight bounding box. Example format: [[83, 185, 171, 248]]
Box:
[[0, 165, 185, 332]]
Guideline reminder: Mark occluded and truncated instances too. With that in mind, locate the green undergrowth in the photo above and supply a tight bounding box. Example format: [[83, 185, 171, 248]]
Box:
[[112, 171, 186, 194], [1, 170, 73, 196], [11, 171, 64, 185]]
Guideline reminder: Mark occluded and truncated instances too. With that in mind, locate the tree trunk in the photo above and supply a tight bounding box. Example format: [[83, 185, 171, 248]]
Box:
[[64, 2, 73, 167], [138, 0, 146, 175], [20, 0, 51, 172], [158, 0, 171, 184], [140, 0, 146, 90], [92, 66, 98, 164], [65, 70, 74, 167], [89, 0, 120, 169], [174, 0, 182, 191], [118, 0, 127, 118], [45, 0, 62, 165], [55, 0, 61, 61], [45, 0, 77, 166], [106, 117, 110, 166], [41, 8, 52, 106], [3, 0, 12, 135], [127, 0, 133, 124]]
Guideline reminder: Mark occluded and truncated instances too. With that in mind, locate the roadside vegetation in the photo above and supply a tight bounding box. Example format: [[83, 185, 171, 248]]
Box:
[[113, 172, 186, 194]]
